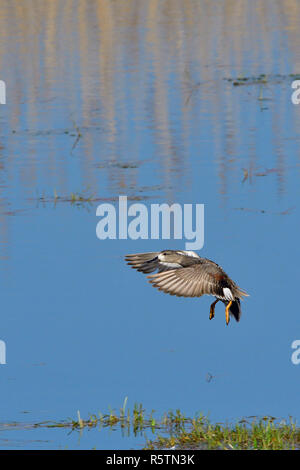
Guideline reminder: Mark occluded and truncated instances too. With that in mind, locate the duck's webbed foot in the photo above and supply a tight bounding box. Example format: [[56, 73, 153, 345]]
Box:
[[209, 299, 219, 320], [225, 300, 233, 325]]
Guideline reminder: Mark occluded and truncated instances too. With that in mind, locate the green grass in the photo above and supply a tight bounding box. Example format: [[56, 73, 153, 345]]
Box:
[[1, 402, 299, 449], [145, 414, 300, 450], [71, 407, 300, 450], [40, 403, 300, 450]]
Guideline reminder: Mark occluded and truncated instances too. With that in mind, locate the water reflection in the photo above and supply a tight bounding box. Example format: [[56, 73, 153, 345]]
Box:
[[0, 1, 299, 208]]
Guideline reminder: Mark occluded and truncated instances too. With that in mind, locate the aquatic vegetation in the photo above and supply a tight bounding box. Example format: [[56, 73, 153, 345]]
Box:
[[234, 207, 294, 216], [70, 120, 82, 153], [2, 402, 296, 450], [224, 73, 300, 86], [96, 161, 141, 169], [146, 415, 300, 450], [0, 400, 299, 450], [30, 190, 149, 209], [34, 189, 97, 208], [241, 167, 280, 183]]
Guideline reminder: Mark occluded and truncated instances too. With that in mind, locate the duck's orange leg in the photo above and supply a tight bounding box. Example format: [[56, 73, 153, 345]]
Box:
[[225, 301, 233, 325], [209, 299, 219, 320]]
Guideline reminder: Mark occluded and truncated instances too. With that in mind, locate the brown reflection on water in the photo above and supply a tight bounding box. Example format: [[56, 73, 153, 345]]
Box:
[[0, 0, 299, 209]]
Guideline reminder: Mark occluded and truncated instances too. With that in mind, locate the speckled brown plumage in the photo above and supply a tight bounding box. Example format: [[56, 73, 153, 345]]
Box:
[[125, 250, 249, 325]]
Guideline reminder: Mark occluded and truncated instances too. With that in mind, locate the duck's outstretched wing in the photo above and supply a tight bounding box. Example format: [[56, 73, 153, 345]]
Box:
[[147, 263, 248, 299], [125, 252, 176, 274], [147, 263, 218, 297]]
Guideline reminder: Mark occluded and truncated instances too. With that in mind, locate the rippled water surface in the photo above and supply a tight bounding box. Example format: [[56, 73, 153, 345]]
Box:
[[0, 0, 299, 449]]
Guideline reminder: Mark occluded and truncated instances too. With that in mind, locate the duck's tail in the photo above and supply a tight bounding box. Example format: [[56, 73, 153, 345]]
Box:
[[229, 299, 241, 322]]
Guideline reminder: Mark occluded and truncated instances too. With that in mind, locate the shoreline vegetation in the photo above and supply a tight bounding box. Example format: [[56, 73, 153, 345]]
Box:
[[2, 401, 299, 450]]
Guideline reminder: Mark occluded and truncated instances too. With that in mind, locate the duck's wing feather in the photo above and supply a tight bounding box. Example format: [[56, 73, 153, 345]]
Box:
[[125, 252, 177, 274], [125, 253, 249, 298], [147, 263, 237, 298]]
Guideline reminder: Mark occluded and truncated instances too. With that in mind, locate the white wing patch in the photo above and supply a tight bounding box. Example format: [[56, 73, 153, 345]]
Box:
[[223, 287, 234, 301], [181, 250, 200, 259], [160, 262, 182, 269]]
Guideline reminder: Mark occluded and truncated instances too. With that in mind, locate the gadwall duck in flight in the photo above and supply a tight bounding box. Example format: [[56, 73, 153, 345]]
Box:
[[125, 250, 248, 325]]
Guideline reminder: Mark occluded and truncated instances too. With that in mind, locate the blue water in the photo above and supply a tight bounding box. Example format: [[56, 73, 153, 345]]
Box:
[[0, 0, 299, 449]]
